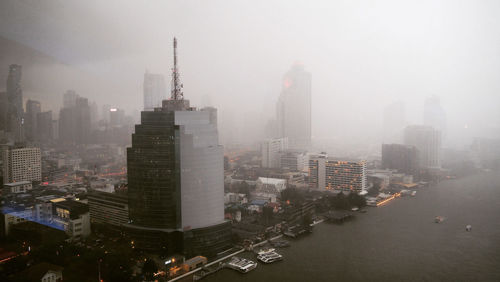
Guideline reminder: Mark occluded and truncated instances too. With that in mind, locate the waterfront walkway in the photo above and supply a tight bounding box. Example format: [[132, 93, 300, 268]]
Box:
[[168, 234, 283, 281]]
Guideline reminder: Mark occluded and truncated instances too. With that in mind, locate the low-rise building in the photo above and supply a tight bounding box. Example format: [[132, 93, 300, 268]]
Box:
[[256, 177, 286, 194], [3, 181, 32, 194], [53, 200, 91, 240], [88, 191, 129, 227]]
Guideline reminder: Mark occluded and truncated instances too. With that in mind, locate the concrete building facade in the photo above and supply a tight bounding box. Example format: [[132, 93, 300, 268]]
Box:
[[404, 125, 441, 168], [2, 147, 41, 184], [261, 137, 288, 168]]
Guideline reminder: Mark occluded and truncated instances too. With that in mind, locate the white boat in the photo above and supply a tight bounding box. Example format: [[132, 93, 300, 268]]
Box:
[[226, 257, 257, 273], [256, 247, 275, 255], [257, 251, 283, 264], [411, 191, 417, 197], [466, 225, 472, 231]]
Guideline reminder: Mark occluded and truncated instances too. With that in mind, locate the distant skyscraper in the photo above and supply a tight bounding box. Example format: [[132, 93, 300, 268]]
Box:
[[0, 91, 8, 133], [143, 72, 167, 111], [277, 64, 312, 150], [2, 146, 41, 184], [63, 90, 78, 108], [59, 92, 91, 144], [25, 99, 41, 142], [309, 154, 366, 192], [404, 125, 441, 168], [424, 96, 447, 141], [6, 64, 24, 141], [126, 38, 230, 257], [381, 144, 419, 176], [383, 101, 406, 143], [109, 108, 125, 127], [261, 137, 288, 168], [37, 111, 53, 143]]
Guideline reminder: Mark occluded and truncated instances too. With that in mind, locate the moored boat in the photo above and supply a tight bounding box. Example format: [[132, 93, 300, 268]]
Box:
[[226, 257, 257, 273]]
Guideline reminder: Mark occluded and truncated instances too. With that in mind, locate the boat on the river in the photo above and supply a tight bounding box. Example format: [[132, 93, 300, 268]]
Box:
[[256, 247, 275, 255], [435, 216, 444, 223], [226, 257, 257, 273], [257, 251, 283, 264], [466, 225, 472, 231]]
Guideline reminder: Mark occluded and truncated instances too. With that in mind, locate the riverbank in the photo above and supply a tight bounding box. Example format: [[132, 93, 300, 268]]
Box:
[[206, 172, 500, 282]]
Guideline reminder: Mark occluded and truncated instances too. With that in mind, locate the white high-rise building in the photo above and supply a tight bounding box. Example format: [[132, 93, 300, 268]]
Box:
[[2, 147, 41, 184], [261, 137, 288, 168], [277, 64, 312, 150], [309, 154, 366, 193], [143, 72, 167, 111], [404, 125, 441, 168]]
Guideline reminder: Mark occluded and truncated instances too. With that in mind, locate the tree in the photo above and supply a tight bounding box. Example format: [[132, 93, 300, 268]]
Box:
[[330, 192, 350, 210], [262, 206, 274, 225], [348, 192, 366, 208]]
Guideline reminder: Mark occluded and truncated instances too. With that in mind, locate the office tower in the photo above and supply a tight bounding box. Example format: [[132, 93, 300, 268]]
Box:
[[276, 64, 312, 150], [404, 125, 441, 168], [309, 154, 366, 192], [25, 99, 41, 142], [37, 111, 53, 143], [2, 146, 41, 184], [424, 96, 446, 141], [381, 144, 419, 176], [143, 71, 167, 111], [59, 92, 91, 144], [201, 107, 217, 128], [63, 90, 78, 108], [101, 104, 112, 124], [6, 64, 24, 141], [0, 92, 7, 132], [109, 108, 125, 127], [126, 38, 230, 257], [280, 149, 307, 171], [383, 101, 406, 143], [90, 101, 99, 130], [261, 137, 288, 168]]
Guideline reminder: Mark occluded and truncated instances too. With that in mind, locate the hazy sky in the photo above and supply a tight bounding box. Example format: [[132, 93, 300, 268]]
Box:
[[1, 0, 499, 148]]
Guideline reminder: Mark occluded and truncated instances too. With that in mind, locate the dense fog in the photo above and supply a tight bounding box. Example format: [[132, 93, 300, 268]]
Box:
[[1, 0, 499, 151]]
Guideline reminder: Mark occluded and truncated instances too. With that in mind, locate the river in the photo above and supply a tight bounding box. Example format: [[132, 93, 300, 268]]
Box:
[[206, 172, 500, 281]]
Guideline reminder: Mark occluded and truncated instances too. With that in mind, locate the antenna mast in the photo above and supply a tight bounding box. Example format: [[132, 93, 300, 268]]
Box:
[[171, 37, 184, 100]]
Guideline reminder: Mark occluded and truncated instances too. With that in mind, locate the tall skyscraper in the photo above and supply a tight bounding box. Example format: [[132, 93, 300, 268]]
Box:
[[423, 96, 447, 141], [404, 125, 441, 168], [2, 146, 41, 184], [276, 64, 312, 150], [381, 144, 419, 176], [63, 90, 78, 108], [126, 38, 230, 257], [59, 92, 91, 144], [37, 111, 53, 143], [25, 99, 41, 142], [309, 154, 366, 192], [6, 64, 24, 141], [0, 91, 7, 133], [143, 72, 167, 111]]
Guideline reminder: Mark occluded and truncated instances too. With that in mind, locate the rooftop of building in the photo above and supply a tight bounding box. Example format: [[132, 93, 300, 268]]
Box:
[[54, 200, 89, 217], [4, 181, 31, 186], [257, 177, 286, 185]]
